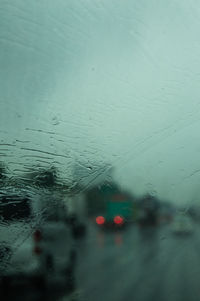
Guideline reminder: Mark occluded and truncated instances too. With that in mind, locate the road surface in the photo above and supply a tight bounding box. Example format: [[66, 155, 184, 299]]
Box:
[[71, 221, 200, 301], [3, 220, 200, 301]]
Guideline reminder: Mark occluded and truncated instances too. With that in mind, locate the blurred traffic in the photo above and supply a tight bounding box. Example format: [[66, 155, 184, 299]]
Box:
[[0, 165, 199, 301]]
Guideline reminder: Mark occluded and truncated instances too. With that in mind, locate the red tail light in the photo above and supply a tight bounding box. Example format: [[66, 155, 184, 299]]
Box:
[[33, 230, 42, 242], [33, 246, 42, 255], [96, 216, 105, 225], [114, 216, 124, 225]]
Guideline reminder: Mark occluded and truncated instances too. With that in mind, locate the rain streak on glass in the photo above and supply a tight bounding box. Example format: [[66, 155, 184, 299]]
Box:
[[1, 1, 200, 301]]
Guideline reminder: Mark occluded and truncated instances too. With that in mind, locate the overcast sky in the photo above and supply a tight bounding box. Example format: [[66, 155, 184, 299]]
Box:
[[1, 0, 200, 205]]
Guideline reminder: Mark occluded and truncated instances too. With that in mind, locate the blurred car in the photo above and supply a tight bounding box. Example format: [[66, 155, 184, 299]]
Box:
[[171, 215, 194, 235], [137, 195, 160, 227], [0, 188, 76, 294], [95, 189, 134, 229], [33, 214, 76, 291], [138, 210, 158, 227], [64, 194, 87, 238], [95, 214, 125, 228], [0, 189, 39, 292]]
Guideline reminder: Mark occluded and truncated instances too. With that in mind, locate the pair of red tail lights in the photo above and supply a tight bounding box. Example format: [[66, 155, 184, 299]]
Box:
[[96, 215, 124, 225]]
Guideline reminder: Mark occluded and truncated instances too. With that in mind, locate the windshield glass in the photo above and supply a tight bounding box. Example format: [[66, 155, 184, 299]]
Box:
[[1, 1, 200, 300], [0, 197, 31, 221]]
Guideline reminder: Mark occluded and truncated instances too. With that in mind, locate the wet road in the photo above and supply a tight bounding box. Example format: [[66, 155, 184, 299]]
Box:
[[70, 221, 200, 301], [3, 221, 200, 301]]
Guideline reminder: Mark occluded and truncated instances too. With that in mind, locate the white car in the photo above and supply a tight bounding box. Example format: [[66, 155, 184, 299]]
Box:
[[0, 189, 38, 288], [171, 214, 194, 235], [0, 187, 76, 294], [33, 201, 76, 289]]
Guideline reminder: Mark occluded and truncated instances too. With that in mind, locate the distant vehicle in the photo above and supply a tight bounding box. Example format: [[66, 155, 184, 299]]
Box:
[[138, 195, 160, 227], [0, 188, 76, 294], [171, 214, 194, 235], [158, 202, 174, 224], [95, 193, 133, 228], [64, 193, 87, 238]]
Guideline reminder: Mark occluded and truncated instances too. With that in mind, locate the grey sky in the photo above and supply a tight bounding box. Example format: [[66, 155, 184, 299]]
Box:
[[1, 0, 200, 204]]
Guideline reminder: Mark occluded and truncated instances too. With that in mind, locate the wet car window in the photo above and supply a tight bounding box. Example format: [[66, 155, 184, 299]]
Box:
[[1, 1, 200, 300], [0, 197, 31, 221]]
